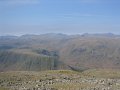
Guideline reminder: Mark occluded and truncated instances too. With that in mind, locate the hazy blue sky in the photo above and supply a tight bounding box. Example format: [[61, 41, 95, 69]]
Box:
[[0, 0, 120, 35]]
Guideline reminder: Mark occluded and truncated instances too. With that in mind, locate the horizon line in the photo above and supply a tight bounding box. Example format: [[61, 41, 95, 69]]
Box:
[[0, 32, 119, 37]]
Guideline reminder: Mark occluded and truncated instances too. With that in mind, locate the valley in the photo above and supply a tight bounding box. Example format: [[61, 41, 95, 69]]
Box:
[[0, 34, 120, 90], [0, 34, 120, 71]]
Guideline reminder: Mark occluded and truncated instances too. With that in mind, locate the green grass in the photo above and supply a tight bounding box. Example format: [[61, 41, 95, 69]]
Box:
[[82, 69, 120, 78], [0, 87, 9, 90]]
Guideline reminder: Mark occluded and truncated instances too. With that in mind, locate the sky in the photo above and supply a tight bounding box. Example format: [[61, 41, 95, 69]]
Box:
[[0, 0, 120, 35]]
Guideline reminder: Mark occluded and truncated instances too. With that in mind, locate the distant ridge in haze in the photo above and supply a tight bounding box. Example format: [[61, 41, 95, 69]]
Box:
[[0, 33, 119, 37]]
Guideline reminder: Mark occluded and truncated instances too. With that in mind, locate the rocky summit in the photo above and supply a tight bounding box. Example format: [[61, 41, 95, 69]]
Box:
[[0, 70, 120, 90]]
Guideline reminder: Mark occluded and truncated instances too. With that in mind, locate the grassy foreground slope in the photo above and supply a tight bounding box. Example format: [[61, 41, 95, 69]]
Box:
[[0, 69, 120, 90]]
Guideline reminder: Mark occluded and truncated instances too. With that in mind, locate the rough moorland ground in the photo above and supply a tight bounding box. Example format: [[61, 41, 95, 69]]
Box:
[[0, 69, 120, 90]]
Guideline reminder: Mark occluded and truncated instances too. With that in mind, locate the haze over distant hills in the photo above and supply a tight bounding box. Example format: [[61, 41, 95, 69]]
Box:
[[0, 33, 120, 71]]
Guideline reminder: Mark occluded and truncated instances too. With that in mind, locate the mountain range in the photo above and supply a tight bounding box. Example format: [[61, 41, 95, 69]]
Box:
[[0, 33, 120, 71]]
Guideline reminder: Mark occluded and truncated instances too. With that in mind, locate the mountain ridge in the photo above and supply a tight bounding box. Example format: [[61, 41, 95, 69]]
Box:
[[0, 33, 120, 71]]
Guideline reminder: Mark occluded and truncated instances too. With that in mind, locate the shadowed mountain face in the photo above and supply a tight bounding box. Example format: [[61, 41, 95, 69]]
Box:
[[0, 33, 120, 71]]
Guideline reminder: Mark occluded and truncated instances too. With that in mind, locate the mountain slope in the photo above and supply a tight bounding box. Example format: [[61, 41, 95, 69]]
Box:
[[0, 33, 120, 71], [0, 49, 69, 71]]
